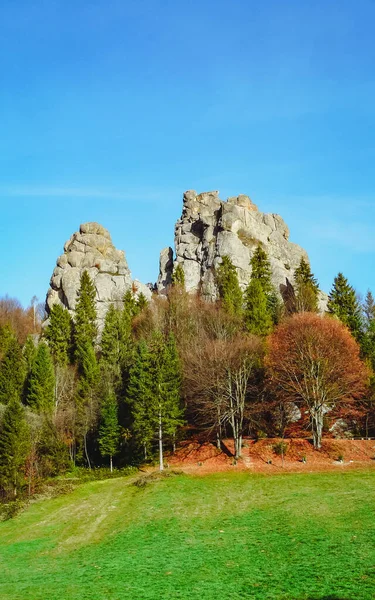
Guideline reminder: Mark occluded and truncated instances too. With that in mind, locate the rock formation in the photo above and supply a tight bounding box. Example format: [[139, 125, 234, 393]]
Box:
[[45, 222, 151, 328], [157, 190, 326, 310]]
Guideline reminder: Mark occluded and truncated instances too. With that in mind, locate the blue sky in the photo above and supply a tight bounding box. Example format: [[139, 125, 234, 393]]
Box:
[[1, 0, 375, 307]]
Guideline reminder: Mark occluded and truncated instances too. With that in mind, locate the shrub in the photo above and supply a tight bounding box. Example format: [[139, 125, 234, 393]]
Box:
[[273, 441, 288, 456]]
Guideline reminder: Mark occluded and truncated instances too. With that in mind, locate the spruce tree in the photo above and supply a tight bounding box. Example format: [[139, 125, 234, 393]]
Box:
[[363, 290, 375, 328], [101, 304, 122, 371], [0, 338, 26, 405], [26, 342, 55, 413], [127, 333, 183, 468], [0, 399, 30, 497], [146, 331, 183, 470], [44, 304, 73, 366], [136, 292, 148, 312], [98, 391, 120, 471], [244, 279, 273, 336], [74, 270, 97, 365], [250, 245, 273, 293], [250, 245, 280, 324], [23, 335, 37, 372], [73, 271, 99, 466], [294, 257, 320, 313], [123, 290, 139, 320], [127, 340, 153, 459], [327, 273, 363, 341], [0, 324, 14, 361], [171, 264, 185, 289], [216, 256, 243, 316], [361, 291, 375, 367]]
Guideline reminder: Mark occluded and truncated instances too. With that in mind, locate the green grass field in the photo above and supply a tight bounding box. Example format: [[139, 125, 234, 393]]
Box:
[[0, 469, 374, 600]]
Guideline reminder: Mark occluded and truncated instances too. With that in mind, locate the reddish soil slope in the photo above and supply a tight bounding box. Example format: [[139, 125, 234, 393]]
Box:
[[167, 438, 375, 475]]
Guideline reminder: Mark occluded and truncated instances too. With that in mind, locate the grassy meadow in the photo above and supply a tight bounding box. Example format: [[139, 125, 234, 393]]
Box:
[[0, 470, 374, 599]]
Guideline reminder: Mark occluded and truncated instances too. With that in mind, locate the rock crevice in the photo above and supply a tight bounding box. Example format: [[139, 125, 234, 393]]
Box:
[[157, 190, 324, 306], [46, 222, 151, 328]]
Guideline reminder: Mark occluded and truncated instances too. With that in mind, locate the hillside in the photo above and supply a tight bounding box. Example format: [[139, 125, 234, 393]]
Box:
[[1, 470, 375, 599]]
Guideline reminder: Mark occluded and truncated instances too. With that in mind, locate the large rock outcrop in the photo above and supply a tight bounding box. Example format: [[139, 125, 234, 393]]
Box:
[[46, 222, 151, 328], [157, 190, 326, 309]]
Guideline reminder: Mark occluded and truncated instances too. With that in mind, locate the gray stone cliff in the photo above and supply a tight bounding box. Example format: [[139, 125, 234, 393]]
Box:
[[157, 190, 326, 310], [45, 222, 151, 328]]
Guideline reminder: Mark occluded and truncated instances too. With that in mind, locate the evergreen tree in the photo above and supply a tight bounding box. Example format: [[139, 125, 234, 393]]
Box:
[[23, 335, 37, 372], [250, 245, 280, 324], [74, 270, 97, 365], [26, 342, 55, 412], [250, 245, 273, 294], [44, 304, 73, 366], [136, 292, 148, 312], [127, 340, 154, 460], [98, 391, 120, 471], [123, 290, 139, 320], [361, 291, 375, 368], [0, 399, 30, 497], [23, 335, 37, 403], [75, 340, 99, 468], [216, 256, 243, 316], [363, 290, 375, 329], [294, 257, 320, 313], [73, 272, 99, 465], [0, 338, 26, 405], [244, 279, 273, 336], [0, 324, 14, 361], [127, 333, 183, 469], [101, 304, 122, 371], [327, 273, 363, 341], [37, 418, 70, 477], [171, 264, 185, 289]]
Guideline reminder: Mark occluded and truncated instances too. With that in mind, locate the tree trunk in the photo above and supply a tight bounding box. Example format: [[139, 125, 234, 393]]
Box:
[[110, 455, 113, 473], [144, 443, 147, 461], [84, 433, 91, 469], [159, 410, 164, 471], [311, 407, 323, 449]]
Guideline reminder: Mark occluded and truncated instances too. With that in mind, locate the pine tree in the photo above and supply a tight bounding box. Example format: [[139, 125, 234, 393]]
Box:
[[74, 270, 97, 365], [171, 264, 185, 289], [244, 279, 273, 336], [44, 304, 73, 366], [26, 342, 55, 412], [0, 338, 26, 405], [0, 399, 30, 497], [216, 256, 243, 316], [98, 391, 120, 471], [327, 273, 363, 341], [294, 257, 320, 313]]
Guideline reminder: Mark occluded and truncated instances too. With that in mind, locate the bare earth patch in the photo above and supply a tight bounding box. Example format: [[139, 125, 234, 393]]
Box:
[[167, 437, 375, 475]]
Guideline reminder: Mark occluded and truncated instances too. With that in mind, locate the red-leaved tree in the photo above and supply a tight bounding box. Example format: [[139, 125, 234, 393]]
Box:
[[266, 313, 369, 448]]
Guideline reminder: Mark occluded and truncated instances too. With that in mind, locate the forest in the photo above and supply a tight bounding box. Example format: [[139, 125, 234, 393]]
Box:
[[0, 246, 374, 502]]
